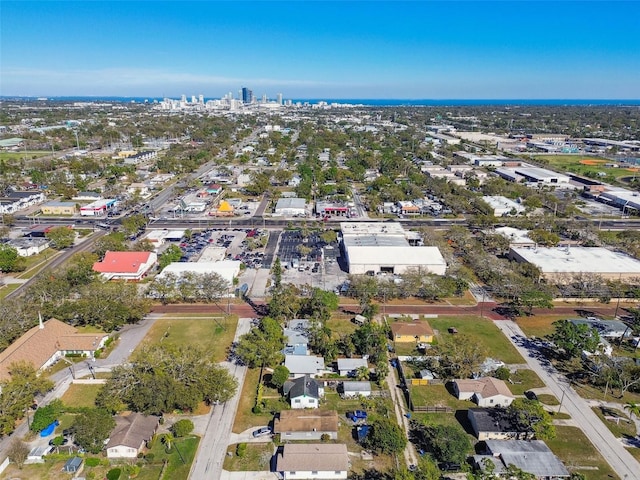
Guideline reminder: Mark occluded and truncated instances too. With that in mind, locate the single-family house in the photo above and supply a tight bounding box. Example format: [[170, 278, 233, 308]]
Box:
[[106, 413, 160, 459], [336, 358, 368, 377], [274, 410, 339, 440], [276, 443, 349, 479], [453, 377, 515, 407], [0, 317, 108, 382], [283, 375, 324, 409], [284, 319, 311, 352], [390, 321, 434, 343], [468, 408, 527, 440], [472, 440, 570, 479], [285, 355, 325, 378], [341, 381, 372, 398], [206, 184, 223, 195], [92, 251, 157, 281], [127, 183, 150, 197]]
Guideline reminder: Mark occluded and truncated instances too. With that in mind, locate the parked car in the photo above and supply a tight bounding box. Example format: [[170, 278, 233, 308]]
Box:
[[252, 427, 272, 437]]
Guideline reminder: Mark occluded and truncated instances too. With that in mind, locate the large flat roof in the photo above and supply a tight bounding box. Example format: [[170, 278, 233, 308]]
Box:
[[347, 245, 446, 267], [511, 247, 640, 274], [340, 222, 405, 236]]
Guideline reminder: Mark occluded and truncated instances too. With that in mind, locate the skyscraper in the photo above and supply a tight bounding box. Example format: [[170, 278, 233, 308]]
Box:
[[241, 87, 253, 104], [277, 93, 283, 105]]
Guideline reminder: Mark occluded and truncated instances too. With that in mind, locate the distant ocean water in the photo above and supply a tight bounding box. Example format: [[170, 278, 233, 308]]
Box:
[[2, 96, 640, 106]]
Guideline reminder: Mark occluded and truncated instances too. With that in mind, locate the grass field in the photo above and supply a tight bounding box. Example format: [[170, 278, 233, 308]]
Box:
[[233, 368, 273, 433], [428, 316, 524, 364], [508, 369, 546, 395], [0, 150, 50, 162], [137, 435, 200, 480], [61, 383, 102, 408], [546, 426, 619, 479], [408, 383, 469, 410], [0, 283, 20, 300], [138, 315, 237, 361], [536, 154, 635, 182], [515, 314, 567, 338], [592, 406, 637, 439]]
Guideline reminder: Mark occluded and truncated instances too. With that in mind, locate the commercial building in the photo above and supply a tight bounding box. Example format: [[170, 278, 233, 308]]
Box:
[[157, 260, 240, 287], [41, 201, 77, 215], [340, 222, 446, 275], [275, 198, 307, 216], [92, 251, 157, 281], [80, 199, 117, 216], [496, 165, 570, 185], [482, 196, 526, 217], [508, 246, 640, 281]]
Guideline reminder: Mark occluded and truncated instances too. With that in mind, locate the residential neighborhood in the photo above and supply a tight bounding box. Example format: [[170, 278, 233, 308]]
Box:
[[0, 96, 638, 480]]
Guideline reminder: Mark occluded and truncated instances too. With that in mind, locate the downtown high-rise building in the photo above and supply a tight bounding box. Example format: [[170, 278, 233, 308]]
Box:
[[241, 87, 253, 104]]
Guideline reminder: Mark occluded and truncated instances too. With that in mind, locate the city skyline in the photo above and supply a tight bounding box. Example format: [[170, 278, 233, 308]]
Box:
[[2, 1, 639, 99]]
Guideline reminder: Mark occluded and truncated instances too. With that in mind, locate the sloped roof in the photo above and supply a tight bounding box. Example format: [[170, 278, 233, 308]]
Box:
[[337, 358, 368, 371], [454, 377, 514, 399], [342, 381, 372, 392], [468, 408, 519, 434], [482, 440, 570, 477], [106, 413, 159, 450], [274, 410, 338, 433], [390, 321, 434, 337], [0, 318, 77, 381], [217, 200, 233, 212], [276, 443, 348, 472], [284, 355, 325, 375], [93, 251, 154, 274], [284, 375, 320, 399]]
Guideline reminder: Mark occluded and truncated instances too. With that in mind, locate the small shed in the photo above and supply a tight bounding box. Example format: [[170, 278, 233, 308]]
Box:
[[62, 456, 83, 473]]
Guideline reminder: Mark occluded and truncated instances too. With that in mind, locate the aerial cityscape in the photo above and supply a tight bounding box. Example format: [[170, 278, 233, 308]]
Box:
[[0, 1, 640, 480]]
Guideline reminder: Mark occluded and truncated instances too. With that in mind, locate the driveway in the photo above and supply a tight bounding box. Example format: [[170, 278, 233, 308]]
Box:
[[229, 427, 274, 445], [494, 320, 640, 479], [221, 471, 278, 480]]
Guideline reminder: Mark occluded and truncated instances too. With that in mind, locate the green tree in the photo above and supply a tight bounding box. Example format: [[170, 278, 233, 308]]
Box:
[[435, 333, 487, 379], [271, 365, 290, 389], [0, 244, 25, 272], [624, 401, 640, 420], [549, 320, 600, 358], [516, 290, 553, 316], [508, 398, 556, 440], [45, 226, 76, 249], [159, 244, 183, 269], [362, 416, 406, 455], [271, 257, 283, 290], [0, 362, 54, 436], [121, 214, 147, 236], [409, 422, 471, 464], [235, 317, 285, 368], [30, 399, 64, 433], [73, 408, 116, 454], [171, 419, 194, 437]]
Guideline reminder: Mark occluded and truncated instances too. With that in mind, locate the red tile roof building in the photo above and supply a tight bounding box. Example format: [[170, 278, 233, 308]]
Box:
[[93, 251, 157, 281]]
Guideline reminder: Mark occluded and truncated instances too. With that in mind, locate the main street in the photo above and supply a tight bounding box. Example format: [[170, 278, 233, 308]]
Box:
[[495, 320, 640, 480]]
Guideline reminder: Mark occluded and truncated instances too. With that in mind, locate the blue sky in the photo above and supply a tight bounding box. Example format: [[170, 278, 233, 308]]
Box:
[[1, 1, 639, 99]]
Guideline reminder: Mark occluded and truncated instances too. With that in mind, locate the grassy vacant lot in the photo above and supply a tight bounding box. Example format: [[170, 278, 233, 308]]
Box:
[[409, 383, 469, 410], [233, 368, 273, 433], [327, 314, 358, 338], [224, 443, 274, 471], [428, 316, 524, 364], [61, 383, 102, 408], [508, 369, 545, 395], [0, 150, 50, 162], [592, 406, 637, 438], [572, 380, 640, 405], [0, 460, 111, 480], [136, 435, 200, 480], [546, 426, 619, 480], [138, 314, 237, 361], [515, 314, 566, 338]]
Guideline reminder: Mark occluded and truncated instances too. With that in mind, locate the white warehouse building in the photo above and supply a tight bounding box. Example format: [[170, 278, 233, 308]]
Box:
[[340, 222, 446, 275]]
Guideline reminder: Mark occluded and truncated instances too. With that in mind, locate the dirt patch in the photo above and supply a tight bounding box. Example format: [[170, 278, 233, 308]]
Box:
[[579, 159, 606, 165]]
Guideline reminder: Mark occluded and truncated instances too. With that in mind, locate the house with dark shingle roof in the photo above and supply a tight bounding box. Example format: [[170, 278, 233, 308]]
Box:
[[468, 408, 530, 440], [283, 375, 324, 409], [106, 413, 160, 458]]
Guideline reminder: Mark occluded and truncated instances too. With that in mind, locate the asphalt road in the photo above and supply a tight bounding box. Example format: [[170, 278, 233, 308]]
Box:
[[189, 317, 252, 480], [495, 320, 640, 479]]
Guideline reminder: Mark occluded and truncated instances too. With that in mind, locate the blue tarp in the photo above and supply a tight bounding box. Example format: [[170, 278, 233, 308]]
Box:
[[40, 420, 59, 437], [357, 425, 371, 442]]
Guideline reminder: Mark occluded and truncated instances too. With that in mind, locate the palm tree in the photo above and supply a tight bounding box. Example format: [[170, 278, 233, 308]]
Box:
[[623, 401, 640, 421]]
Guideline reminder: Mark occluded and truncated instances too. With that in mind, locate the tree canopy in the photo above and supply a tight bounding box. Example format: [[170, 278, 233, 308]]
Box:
[[549, 320, 600, 358], [235, 317, 285, 368], [362, 415, 406, 455], [409, 422, 471, 464], [73, 408, 116, 454], [97, 343, 237, 414]]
